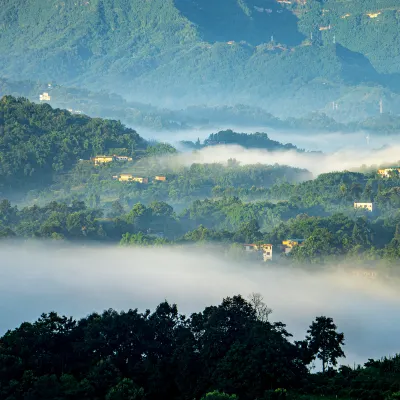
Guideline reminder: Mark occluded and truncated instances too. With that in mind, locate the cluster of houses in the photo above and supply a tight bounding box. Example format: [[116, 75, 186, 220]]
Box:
[[112, 174, 166, 184], [350, 167, 400, 212], [243, 239, 305, 262], [351, 168, 400, 213], [377, 168, 400, 178], [89, 155, 167, 184], [92, 155, 133, 165]]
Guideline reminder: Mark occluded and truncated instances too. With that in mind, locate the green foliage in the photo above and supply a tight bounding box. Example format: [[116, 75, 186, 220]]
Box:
[[201, 390, 238, 400], [1, 295, 400, 400], [0, 296, 309, 400], [0, 96, 146, 190], [145, 142, 178, 156], [2, 0, 400, 118], [106, 379, 145, 400], [120, 232, 168, 246], [183, 129, 300, 151]]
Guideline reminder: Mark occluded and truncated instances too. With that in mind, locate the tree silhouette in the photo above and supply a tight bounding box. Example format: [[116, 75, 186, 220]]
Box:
[[306, 316, 345, 373]]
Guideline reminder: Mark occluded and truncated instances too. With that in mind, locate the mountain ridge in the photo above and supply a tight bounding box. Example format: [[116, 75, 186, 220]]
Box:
[[1, 0, 400, 117]]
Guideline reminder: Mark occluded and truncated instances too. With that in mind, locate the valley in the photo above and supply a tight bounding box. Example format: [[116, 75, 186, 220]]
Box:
[[1, 1, 400, 399]]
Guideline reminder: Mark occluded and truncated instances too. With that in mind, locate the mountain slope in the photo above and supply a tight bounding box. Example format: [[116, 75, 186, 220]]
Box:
[[0, 95, 145, 192], [0, 0, 399, 117], [295, 0, 400, 75]]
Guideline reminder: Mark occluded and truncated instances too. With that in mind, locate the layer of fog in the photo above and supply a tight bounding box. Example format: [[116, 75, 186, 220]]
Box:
[[153, 142, 400, 176], [1, 243, 400, 368], [143, 125, 395, 153]]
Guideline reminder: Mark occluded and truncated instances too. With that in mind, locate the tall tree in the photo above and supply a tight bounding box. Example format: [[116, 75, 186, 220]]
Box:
[[306, 316, 345, 373]]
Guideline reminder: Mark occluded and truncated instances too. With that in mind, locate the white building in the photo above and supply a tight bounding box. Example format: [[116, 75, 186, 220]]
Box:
[[39, 92, 51, 102], [354, 202, 373, 212]]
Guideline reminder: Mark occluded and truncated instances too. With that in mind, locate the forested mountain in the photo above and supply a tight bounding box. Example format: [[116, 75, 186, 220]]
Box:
[[0, 96, 146, 191], [1, 0, 400, 118]]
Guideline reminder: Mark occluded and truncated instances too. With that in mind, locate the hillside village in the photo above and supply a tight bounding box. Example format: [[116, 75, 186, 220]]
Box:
[[83, 153, 400, 265], [86, 154, 167, 184]]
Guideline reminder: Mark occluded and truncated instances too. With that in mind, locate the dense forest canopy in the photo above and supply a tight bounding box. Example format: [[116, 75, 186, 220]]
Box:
[[1, 295, 400, 400], [181, 130, 300, 151], [0, 96, 146, 191]]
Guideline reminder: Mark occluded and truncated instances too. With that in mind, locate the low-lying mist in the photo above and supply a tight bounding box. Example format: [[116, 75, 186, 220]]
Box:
[[155, 143, 400, 176], [144, 126, 393, 153], [1, 243, 400, 367]]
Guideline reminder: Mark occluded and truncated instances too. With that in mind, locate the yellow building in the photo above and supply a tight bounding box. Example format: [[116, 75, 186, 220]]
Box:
[[354, 202, 373, 212], [244, 244, 273, 262], [378, 168, 400, 178], [92, 155, 114, 165], [261, 244, 273, 261], [118, 174, 148, 184], [155, 176, 167, 182], [118, 173, 133, 182], [282, 239, 305, 254], [367, 11, 381, 18]]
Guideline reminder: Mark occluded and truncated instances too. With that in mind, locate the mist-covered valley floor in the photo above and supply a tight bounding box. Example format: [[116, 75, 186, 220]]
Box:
[[2, 243, 399, 368]]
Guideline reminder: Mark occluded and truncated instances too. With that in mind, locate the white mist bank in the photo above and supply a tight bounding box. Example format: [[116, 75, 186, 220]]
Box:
[[158, 143, 400, 176], [1, 243, 400, 367], [144, 126, 396, 153]]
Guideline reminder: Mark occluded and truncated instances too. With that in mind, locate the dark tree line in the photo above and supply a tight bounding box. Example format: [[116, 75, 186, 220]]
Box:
[[0, 295, 350, 400]]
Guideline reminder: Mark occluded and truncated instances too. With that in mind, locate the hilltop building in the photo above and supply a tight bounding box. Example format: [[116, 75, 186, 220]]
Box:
[[155, 176, 167, 182], [39, 92, 51, 102], [354, 202, 373, 212]]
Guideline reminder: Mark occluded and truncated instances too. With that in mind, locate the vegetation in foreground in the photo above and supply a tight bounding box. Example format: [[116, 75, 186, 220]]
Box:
[[2, 294, 399, 400]]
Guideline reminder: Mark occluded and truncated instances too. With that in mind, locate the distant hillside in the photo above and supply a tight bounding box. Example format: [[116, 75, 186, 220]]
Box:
[[0, 77, 190, 131], [295, 0, 400, 75], [181, 129, 301, 151], [0, 96, 146, 192], [1, 0, 400, 118]]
